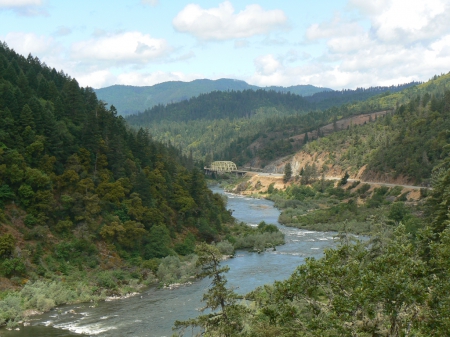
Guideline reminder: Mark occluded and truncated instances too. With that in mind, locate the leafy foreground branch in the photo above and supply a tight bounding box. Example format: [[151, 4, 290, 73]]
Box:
[[174, 243, 249, 337]]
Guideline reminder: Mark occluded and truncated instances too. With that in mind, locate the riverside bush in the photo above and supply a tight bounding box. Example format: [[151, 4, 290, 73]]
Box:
[[157, 254, 199, 285], [21, 281, 78, 309], [234, 232, 285, 251], [0, 294, 22, 326], [215, 240, 235, 255]]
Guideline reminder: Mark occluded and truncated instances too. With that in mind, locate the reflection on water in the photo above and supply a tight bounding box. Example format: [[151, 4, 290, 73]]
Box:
[[2, 187, 336, 337]]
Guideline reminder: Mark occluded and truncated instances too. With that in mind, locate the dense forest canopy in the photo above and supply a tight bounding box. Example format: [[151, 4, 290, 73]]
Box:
[[0, 41, 232, 285], [125, 80, 425, 168]]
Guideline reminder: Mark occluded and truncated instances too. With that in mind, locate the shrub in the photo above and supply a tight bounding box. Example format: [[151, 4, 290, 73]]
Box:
[[216, 240, 235, 255], [388, 202, 410, 223], [142, 258, 160, 274], [0, 258, 26, 277], [0, 294, 22, 327], [24, 214, 38, 228], [95, 271, 117, 289], [0, 234, 15, 257], [156, 255, 199, 285], [357, 183, 371, 195], [234, 232, 285, 251]]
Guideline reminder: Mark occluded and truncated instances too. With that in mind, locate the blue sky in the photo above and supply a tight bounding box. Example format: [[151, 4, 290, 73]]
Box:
[[1, 0, 450, 89]]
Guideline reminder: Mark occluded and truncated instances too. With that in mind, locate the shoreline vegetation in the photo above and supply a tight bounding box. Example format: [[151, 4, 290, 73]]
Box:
[[215, 173, 425, 237], [0, 187, 285, 329]]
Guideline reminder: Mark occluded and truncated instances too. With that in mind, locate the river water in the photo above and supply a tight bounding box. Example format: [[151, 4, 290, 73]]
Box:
[[2, 187, 336, 337]]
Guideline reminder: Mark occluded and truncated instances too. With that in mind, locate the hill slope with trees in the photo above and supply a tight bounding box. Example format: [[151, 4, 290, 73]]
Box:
[[124, 81, 420, 164], [0, 41, 233, 313]]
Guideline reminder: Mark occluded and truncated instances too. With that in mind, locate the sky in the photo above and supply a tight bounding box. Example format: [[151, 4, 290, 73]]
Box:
[[1, 0, 450, 90]]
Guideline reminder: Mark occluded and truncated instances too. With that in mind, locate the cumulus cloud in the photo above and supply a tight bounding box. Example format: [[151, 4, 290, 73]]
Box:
[[172, 1, 287, 41], [71, 32, 171, 65], [254, 0, 450, 89], [348, 0, 450, 45], [254, 54, 282, 76], [3, 32, 58, 56], [76, 70, 117, 89]]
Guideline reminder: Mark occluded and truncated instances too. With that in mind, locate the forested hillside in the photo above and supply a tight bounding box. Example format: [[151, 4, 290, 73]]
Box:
[[125, 80, 421, 166], [95, 79, 331, 116], [285, 74, 450, 184], [304, 82, 419, 109], [0, 41, 233, 299], [126, 89, 312, 124]]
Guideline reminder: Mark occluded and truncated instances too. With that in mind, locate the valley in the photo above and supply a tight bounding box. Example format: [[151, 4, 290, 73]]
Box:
[[1, 35, 450, 336]]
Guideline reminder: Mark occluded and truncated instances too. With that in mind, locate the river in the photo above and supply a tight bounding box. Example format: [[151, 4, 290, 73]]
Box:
[[2, 187, 336, 337]]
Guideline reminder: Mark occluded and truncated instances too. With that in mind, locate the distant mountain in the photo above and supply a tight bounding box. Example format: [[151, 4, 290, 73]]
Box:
[[94, 78, 332, 116]]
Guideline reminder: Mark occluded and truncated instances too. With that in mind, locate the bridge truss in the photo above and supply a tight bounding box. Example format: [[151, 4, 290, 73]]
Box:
[[210, 161, 238, 172]]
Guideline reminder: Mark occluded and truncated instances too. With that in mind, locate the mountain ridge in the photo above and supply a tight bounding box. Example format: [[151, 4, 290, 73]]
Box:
[[94, 78, 332, 116]]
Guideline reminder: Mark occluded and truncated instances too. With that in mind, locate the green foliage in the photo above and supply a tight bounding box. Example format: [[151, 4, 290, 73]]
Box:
[[245, 225, 429, 337], [283, 163, 292, 183], [226, 221, 285, 252], [339, 171, 349, 185], [174, 233, 196, 256], [0, 258, 26, 277], [367, 186, 390, 208], [388, 202, 410, 223], [0, 233, 15, 257], [0, 184, 14, 205], [300, 163, 318, 185], [144, 225, 173, 259], [267, 183, 275, 194], [215, 240, 235, 255], [426, 155, 450, 235], [0, 294, 22, 327], [156, 254, 199, 286], [174, 243, 249, 336], [0, 41, 233, 294]]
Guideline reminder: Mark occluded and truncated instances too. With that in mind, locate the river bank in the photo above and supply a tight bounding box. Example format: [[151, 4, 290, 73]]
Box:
[[215, 173, 425, 236], [1, 186, 337, 337], [0, 186, 287, 331]]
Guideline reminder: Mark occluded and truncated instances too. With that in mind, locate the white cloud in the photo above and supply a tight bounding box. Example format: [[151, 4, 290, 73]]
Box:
[[349, 0, 450, 45], [254, 55, 282, 76], [117, 71, 201, 86], [172, 1, 287, 41], [71, 32, 171, 65], [327, 34, 371, 54], [306, 15, 363, 41], [268, 0, 450, 89], [3, 32, 58, 56], [76, 70, 116, 89]]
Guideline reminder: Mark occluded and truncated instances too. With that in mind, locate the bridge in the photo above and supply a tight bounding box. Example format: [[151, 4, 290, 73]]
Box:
[[204, 161, 248, 176]]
